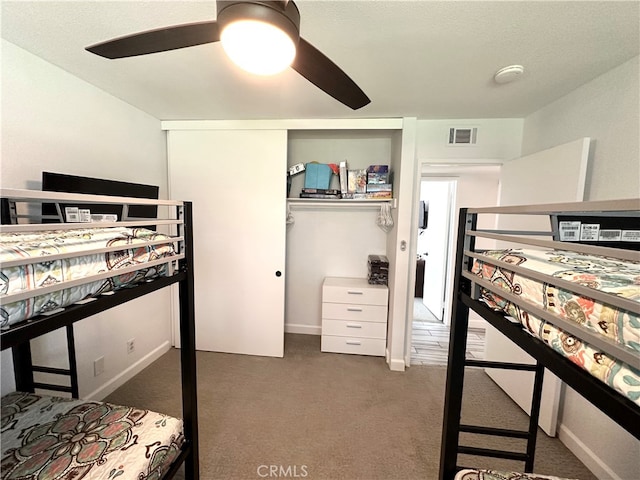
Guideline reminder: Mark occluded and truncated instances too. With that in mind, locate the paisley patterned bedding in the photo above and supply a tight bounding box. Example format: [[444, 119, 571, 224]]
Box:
[[1, 391, 183, 480], [455, 469, 577, 480], [471, 248, 640, 405], [1, 227, 176, 328]]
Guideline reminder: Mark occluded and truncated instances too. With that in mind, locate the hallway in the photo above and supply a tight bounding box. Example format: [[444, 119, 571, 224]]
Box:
[[411, 299, 485, 366]]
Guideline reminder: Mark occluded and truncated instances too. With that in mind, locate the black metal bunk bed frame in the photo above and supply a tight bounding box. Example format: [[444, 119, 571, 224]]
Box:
[[439, 198, 640, 480], [0, 190, 199, 479]]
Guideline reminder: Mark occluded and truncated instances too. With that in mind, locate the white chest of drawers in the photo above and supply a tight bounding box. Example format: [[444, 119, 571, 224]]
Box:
[[321, 277, 389, 356]]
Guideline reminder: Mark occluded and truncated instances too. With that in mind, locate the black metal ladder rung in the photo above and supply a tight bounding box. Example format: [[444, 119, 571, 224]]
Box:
[[32, 365, 74, 395], [33, 382, 74, 394], [12, 324, 79, 398], [459, 424, 530, 439], [465, 359, 539, 371], [33, 366, 72, 375], [458, 445, 529, 462]]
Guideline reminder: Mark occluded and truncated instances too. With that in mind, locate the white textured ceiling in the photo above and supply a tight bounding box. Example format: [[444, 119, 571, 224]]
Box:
[[2, 1, 639, 121]]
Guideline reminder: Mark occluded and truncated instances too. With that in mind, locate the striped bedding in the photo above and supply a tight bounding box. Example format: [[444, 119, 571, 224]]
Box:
[[1, 391, 183, 480], [471, 248, 640, 405], [1, 227, 176, 328]]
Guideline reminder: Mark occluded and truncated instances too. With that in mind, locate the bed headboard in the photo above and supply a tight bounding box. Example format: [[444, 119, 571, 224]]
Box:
[[41, 172, 159, 223], [552, 212, 640, 250]]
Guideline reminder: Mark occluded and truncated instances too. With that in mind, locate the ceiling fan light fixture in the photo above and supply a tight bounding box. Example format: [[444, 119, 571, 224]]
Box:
[[221, 19, 296, 75], [218, 1, 301, 76], [85, 0, 370, 109]]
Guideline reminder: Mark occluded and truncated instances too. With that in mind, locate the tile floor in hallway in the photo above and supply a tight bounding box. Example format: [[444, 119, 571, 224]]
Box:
[[411, 299, 486, 366]]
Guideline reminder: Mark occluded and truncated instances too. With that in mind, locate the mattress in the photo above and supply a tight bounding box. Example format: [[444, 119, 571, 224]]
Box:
[[471, 248, 640, 405], [0, 227, 176, 328], [455, 469, 577, 480], [1, 391, 183, 480]]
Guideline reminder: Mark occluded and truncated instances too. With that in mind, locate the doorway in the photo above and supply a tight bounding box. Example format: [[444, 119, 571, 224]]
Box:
[[409, 164, 501, 366], [415, 179, 454, 322]]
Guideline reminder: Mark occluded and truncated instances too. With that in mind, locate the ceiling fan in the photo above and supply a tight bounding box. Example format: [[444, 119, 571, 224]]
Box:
[[86, 0, 370, 110]]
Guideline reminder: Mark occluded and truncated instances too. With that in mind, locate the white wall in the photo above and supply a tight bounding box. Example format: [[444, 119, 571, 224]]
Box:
[[1, 40, 171, 399], [522, 56, 640, 202], [416, 119, 524, 161], [521, 55, 640, 480]]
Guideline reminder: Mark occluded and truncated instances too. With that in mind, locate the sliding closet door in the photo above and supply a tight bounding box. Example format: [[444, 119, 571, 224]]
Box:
[[168, 129, 287, 357], [486, 137, 590, 435]]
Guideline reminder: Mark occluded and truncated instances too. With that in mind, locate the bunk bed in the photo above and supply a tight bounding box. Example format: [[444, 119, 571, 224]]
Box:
[[0, 188, 199, 479], [439, 198, 640, 480]]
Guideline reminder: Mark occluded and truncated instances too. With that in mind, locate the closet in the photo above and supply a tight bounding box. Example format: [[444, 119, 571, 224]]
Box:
[[163, 119, 417, 370]]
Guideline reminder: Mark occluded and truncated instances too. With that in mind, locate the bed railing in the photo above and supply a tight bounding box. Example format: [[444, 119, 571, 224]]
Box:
[[439, 198, 639, 479]]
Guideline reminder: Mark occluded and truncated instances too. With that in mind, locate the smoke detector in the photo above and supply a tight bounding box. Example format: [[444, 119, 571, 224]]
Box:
[[494, 65, 524, 84]]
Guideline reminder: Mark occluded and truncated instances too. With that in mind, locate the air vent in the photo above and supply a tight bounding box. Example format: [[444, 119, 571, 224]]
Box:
[[448, 127, 478, 145]]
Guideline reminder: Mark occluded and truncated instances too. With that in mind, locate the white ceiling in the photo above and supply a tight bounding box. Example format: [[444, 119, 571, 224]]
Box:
[[2, 1, 639, 121]]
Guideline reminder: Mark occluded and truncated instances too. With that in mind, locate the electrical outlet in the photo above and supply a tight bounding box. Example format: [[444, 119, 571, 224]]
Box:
[[94, 356, 104, 377], [127, 338, 135, 354]]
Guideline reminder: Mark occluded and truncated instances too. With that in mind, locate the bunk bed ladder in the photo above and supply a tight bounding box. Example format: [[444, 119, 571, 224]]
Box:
[[12, 325, 80, 398], [439, 209, 545, 480], [455, 359, 544, 470]]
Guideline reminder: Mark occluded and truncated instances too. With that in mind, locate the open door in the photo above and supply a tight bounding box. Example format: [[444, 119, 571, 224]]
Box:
[[485, 138, 590, 436], [420, 180, 454, 321]]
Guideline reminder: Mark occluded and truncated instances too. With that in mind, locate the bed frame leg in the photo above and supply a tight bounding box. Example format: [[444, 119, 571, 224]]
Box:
[[439, 297, 470, 480], [12, 342, 35, 393], [439, 208, 475, 480], [178, 201, 200, 479], [525, 362, 545, 472], [66, 325, 80, 398]]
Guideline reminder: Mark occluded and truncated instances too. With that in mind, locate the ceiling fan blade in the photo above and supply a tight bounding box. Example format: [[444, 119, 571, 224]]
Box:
[[292, 37, 370, 110], [86, 21, 220, 59]]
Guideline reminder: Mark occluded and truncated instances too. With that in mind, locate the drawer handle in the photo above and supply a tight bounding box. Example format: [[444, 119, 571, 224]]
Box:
[[347, 291, 363, 295], [346, 341, 362, 346], [347, 307, 363, 312], [346, 323, 362, 329]]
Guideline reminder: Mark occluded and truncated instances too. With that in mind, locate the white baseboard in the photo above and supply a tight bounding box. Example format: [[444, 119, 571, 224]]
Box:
[[85, 341, 171, 401], [558, 423, 620, 480], [388, 356, 405, 372], [285, 323, 321, 335]]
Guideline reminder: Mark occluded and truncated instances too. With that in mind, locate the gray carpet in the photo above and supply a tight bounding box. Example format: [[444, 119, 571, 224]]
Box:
[[105, 334, 596, 480]]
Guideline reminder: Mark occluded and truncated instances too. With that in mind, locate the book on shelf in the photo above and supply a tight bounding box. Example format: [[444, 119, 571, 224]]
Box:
[[301, 188, 341, 195], [366, 183, 392, 193], [350, 192, 393, 199], [347, 169, 367, 193], [339, 161, 348, 196], [299, 194, 342, 199], [300, 188, 341, 199], [367, 172, 390, 184], [366, 165, 389, 173], [366, 191, 393, 199]]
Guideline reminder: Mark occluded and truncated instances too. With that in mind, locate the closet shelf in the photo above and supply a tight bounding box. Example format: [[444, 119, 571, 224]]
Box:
[[287, 198, 396, 209]]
